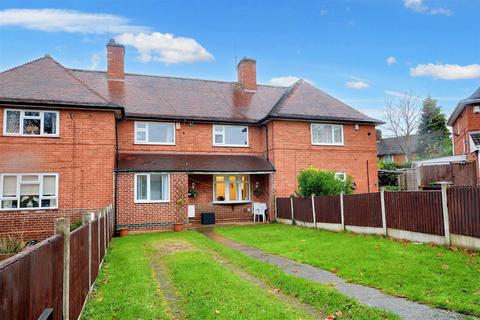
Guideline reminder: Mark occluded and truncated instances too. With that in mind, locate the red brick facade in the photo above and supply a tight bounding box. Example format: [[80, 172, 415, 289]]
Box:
[[0, 107, 116, 240]]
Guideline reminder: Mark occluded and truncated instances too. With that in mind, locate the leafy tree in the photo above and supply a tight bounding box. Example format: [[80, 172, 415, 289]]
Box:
[[378, 160, 398, 187], [297, 167, 353, 196], [417, 95, 452, 159]]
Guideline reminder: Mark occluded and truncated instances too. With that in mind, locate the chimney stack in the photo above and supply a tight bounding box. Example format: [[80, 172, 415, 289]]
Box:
[[237, 58, 256, 92], [107, 39, 125, 80]]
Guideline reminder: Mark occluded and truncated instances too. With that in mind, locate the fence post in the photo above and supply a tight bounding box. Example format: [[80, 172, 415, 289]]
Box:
[[380, 187, 388, 236], [340, 192, 345, 231], [82, 212, 92, 290], [97, 211, 101, 268], [103, 209, 107, 255], [311, 194, 316, 228], [440, 183, 451, 246], [273, 196, 278, 222], [54, 217, 70, 320], [290, 196, 294, 223]]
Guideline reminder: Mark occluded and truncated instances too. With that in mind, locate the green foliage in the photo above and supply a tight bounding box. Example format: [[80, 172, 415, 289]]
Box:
[[297, 167, 353, 196], [0, 236, 25, 254], [70, 219, 83, 231], [378, 160, 396, 170], [417, 96, 452, 159]]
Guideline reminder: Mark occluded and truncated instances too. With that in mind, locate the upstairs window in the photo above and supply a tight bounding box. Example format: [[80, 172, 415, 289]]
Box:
[[0, 173, 58, 210], [135, 173, 170, 203], [134, 122, 175, 145], [4, 109, 59, 136], [311, 123, 344, 146], [213, 125, 249, 147]]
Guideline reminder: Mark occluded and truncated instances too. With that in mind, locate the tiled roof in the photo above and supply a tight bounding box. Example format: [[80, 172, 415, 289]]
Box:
[[117, 153, 276, 172], [377, 134, 420, 156], [0, 56, 381, 124]]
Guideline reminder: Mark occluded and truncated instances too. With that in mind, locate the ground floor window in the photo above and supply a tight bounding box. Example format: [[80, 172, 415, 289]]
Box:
[[213, 174, 250, 203], [335, 172, 346, 182], [135, 173, 170, 203], [0, 173, 58, 210]]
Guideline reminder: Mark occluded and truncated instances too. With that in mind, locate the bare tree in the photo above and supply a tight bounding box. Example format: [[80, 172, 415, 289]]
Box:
[[384, 92, 421, 162]]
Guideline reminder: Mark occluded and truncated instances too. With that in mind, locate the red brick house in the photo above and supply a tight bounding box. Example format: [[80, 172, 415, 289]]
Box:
[[448, 86, 480, 181], [0, 40, 380, 239]]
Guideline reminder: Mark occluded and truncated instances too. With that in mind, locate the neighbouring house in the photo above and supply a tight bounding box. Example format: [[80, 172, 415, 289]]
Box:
[[0, 40, 381, 239], [377, 133, 419, 164], [448, 86, 480, 182]]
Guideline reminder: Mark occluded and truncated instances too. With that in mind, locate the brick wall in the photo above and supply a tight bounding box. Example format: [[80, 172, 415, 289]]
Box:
[[116, 172, 188, 230], [269, 120, 379, 196], [0, 107, 116, 240]]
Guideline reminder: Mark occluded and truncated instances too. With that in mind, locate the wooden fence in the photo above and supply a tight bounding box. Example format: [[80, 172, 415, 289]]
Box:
[[0, 205, 114, 320], [275, 185, 480, 249]]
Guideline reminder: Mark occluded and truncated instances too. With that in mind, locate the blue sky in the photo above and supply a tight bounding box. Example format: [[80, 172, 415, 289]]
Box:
[[1, 0, 479, 125]]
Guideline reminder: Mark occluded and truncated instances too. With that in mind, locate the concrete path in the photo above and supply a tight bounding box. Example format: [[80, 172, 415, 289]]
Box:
[[199, 228, 468, 320]]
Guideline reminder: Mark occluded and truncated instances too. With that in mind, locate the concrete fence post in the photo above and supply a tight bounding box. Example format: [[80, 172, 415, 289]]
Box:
[[103, 209, 107, 254], [380, 187, 388, 236], [54, 217, 70, 320], [311, 194, 316, 228], [97, 211, 101, 268], [290, 196, 294, 223], [441, 183, 451, 246], [340, 192, 345, 231], [82, 212, 92, 290]]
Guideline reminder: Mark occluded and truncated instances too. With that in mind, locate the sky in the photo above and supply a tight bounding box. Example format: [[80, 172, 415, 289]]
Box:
[[1, 0, 480, 129]]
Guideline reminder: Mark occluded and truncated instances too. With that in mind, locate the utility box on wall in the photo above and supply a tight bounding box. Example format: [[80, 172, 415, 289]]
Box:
[[201, 212, 215, 225]]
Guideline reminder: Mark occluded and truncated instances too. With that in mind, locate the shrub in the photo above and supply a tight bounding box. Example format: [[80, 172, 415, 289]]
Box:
[[0, 236, 25, 254], [297, 167, 353, 197]]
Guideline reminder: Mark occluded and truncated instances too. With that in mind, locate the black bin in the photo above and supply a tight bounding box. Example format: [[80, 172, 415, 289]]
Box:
[[201, 212, 215, 225]]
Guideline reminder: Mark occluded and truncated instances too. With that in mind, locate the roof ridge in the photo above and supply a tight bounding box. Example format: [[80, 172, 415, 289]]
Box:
[[267, 80, 303, 116], [49, 58, 112, 104], [0, 56, 51, 76]]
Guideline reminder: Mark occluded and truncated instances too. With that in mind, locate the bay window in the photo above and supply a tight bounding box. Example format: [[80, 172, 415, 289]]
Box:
[[0, 173, 58, 210], [134, 121, 175, 145], [135, 173, 170, 203], [213, 175, 250, 203], [213, 125, 249, 147], [3, 109, 59, 136], [311, 123, 344, 145]]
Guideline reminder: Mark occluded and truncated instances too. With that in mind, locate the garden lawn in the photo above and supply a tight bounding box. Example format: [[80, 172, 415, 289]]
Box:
[[216, 224, 480, 316], [82, 231, 398, 319]]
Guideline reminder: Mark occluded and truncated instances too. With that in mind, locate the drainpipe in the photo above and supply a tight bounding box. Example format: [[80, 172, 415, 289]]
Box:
[[262, 124, 269, 161], [114, 118, 119, 232]]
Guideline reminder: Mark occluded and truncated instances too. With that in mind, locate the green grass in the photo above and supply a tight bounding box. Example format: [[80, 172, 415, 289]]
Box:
[[82, 231, 398, 319], [216, 224, 480, 316]]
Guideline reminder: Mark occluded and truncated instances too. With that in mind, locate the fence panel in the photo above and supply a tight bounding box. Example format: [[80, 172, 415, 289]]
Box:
[[276, 198, 292, 219], [293, 197, 313, 223], [0, 235, 63, 320], [314, 195, 341, 224], [420, 162, 477, 187], [344, 193, 382, 227], [91, 219, 99, 280], [69, 225, 90, 320], [385, 191, 444, 235], [448, 186, 480, 238]]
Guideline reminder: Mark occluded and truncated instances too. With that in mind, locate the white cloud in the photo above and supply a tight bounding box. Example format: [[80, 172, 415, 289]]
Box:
[[410, 63, 480, 80], [385, 90, 405, 97], [0, 8, 147, 33], [387, 56, 397, 65], [115, 32, 213, 64], [269, 76, 314, 87], [89, 53, 100, 70], [346, 80, 370, 89], [403, 0, 452, 16]]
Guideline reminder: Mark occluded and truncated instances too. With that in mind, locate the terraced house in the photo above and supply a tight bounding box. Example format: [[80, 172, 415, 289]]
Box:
[[0, 40, 380, 239]]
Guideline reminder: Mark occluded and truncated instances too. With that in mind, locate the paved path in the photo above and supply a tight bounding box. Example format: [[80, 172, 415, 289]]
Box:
[[199, 228, 467, 320]]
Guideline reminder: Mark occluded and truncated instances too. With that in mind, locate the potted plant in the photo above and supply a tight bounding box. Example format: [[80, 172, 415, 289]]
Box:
[[118, 227, 129, 237], [188, 188, 198, 198], [0, 236, 25, 261], [174, 197, 187, 232]]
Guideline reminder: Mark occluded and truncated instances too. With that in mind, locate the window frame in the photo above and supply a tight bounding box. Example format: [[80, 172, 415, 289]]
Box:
[[383, 155, 394, 162], [212, 125, 249, 147], [134, 173, 170, 203], [212, 174, 251, 204], [0, 173, 59, 211], [311, 123, 344, 146], [335, 172, 346, 182], [134, 121, 176, 145], [3, 109, 60, 137]]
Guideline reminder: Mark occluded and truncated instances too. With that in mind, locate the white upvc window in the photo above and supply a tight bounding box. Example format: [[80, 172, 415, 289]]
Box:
[[0, 173, 58, 210], [335, 172, 346, 182], [212, 125, 249, 147], [134, 173, 170, 203], [3, 109, 59, 136], [213, 174, 250, 203], [134, 121, 175, 145], [311, 123, 344, 146], [383, 155, 394, 162]]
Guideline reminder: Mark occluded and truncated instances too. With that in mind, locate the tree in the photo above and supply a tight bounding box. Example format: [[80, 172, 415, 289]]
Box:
[[297, 167, 353, 196], [416, 95, 452, 159], [384, 92, 421, 162]]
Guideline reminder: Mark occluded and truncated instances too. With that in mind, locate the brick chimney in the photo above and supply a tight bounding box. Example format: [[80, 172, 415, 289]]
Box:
[[237, 58, 256, 92], [107, 39, 125, 80]]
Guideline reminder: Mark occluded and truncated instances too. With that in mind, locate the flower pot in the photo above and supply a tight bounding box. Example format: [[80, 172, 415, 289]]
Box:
[[0, 253, 15, 262], [118, 229, 129, 237], [173, 223, 184, 232]]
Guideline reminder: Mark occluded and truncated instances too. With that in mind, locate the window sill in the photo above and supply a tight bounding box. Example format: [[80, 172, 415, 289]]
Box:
[[0, 207, 58, 212], [213, 201, 251, 205], [134, 142, 176, 145], [213, 144, 250, 148], [134, 200, 170, 204], [311, 143, 344, 146], [2, 134, 60, 138]]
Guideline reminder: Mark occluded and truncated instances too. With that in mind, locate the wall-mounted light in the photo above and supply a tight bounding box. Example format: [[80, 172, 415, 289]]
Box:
[[175, 122, 181, 130], [355, 124, 360, 130]]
